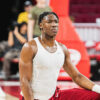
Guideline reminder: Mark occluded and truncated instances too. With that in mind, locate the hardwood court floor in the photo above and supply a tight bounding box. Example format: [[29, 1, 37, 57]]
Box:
[[5, 94, 18, 100]]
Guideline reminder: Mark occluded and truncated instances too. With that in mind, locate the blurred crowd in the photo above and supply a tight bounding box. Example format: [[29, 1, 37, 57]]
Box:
[[0, 0, 52, 80]]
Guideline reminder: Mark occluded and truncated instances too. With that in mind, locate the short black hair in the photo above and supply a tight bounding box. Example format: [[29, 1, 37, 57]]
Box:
[[18, 22, 27, 28], [18, 22, 27, 33], [38, 12, 59, 25]]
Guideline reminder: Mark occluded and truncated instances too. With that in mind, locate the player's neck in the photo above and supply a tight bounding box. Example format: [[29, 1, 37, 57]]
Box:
[[40, 35, 55, 47], [36, 3, 46, 8]]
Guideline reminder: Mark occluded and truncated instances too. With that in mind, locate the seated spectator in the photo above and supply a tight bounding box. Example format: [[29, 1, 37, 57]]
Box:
[[0, 21, 18, 57], [17, 1, 33, 23], [0, 41, 9, 57], [2, 22, 27, 79]]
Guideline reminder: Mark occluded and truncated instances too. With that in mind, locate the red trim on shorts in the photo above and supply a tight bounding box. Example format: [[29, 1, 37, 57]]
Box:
[[19, 94, 24, 100]]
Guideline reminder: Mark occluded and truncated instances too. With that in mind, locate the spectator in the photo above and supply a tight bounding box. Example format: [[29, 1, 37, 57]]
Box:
[[0, 21, 18, 57], [0, 41, 9, 57], [2, 22, 27, 79], [17, 1, 33, 23], [28, 0, 52, 41]]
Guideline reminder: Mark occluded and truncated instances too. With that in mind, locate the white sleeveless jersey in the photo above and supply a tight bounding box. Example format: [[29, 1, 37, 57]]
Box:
[[32, 37, 65, 100]]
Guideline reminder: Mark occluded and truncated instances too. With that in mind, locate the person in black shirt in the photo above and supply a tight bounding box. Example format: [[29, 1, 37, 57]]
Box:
[[2, 22, 27, 79]]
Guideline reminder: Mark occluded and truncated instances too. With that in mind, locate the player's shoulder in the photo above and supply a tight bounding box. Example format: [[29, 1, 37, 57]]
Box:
[[28, 39, 37, 46], [20, 39, 37, 62], [57, 42, 69, 55], [21, 39, 37, 54], [57, 42, 67, 50]]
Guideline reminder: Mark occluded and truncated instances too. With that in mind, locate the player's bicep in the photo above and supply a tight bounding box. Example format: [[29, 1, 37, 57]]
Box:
[[19, 43, 33, 81], [19, 59, 32, 81]]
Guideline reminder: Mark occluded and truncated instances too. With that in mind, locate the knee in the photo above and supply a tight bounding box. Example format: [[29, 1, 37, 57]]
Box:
[[4, 53, 12, 60]]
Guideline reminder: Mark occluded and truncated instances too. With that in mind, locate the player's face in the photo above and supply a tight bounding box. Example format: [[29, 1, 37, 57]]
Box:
[[40, 14, 59, 37]]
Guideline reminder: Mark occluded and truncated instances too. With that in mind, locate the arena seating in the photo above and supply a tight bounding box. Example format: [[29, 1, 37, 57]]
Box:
[[70, 0, 100, 22], [74, 23, 100, 61]]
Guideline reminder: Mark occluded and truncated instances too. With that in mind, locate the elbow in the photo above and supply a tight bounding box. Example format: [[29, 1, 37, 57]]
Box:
[[8, 42, 14, 47], [8, 44, 13, 47]]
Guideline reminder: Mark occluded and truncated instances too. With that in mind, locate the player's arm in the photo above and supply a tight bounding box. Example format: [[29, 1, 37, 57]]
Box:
[[27, 16, 35, 41], [19, 41, 36, 100], [62, 45, 100, 93]]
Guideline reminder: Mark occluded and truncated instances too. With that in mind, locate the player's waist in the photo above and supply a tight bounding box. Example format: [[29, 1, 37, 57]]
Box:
[[32, 84, 56, 100], [20, 87, 60, 100], [34, 92, 52, 100]]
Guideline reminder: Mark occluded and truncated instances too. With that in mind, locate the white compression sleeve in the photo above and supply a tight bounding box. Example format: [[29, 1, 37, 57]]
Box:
[[92, 84, 100, 93]]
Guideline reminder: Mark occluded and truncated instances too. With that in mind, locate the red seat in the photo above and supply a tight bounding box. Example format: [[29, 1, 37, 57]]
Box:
[[91, 0, 100, 4], [77, 0, 92, 4], [74, 13, 96, 23], [95, 14, 100, 18], [70, 5, 82, 14], [80, 6, 90, 13], [74, 17, 84, 23], [96, 6, 100, 13], [0, 57, 18, 63], [70, 0, 79, 4], [0, 57, 3, 61], [70, 0, 100, 23]]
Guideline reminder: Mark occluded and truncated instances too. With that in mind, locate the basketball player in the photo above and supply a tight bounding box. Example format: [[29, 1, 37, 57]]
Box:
[[19, 12, 100, 100]]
